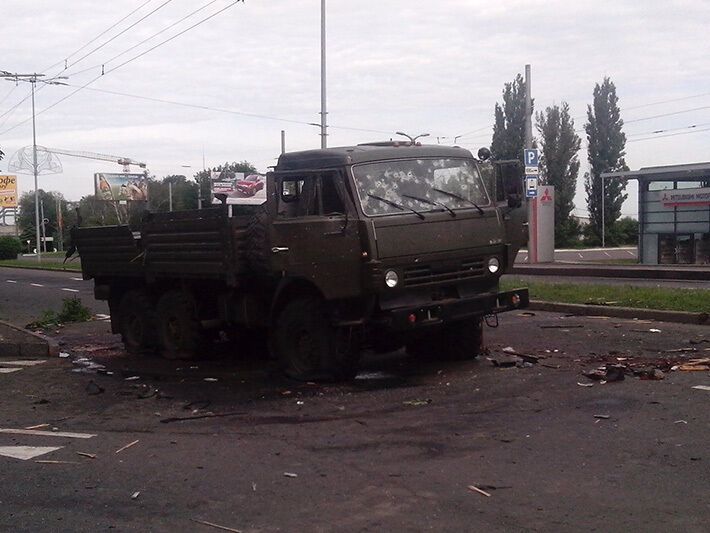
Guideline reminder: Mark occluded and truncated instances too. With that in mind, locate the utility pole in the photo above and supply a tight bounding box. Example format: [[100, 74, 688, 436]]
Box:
[[56, 197, 63, 252], [0, 70, 67, 262], [40, 197, 47, 253], [281, 130, 286, 154], [320, 0, 327, 148], [524, 64, 535, 263], [168, 181, 173, 212], [601, 176, 605, 248]]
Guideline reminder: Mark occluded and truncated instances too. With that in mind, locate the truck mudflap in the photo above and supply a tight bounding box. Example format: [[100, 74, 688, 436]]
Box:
[[369, 288, 529, 331]]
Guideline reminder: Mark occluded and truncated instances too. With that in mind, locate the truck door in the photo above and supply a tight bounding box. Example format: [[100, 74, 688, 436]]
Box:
[[269, 171, 362, 300], [494, 160, 528, 253]]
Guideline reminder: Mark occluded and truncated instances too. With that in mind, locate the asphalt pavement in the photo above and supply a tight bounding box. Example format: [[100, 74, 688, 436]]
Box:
[[0, 312, 708, 532], [0, 267, 107, 326]]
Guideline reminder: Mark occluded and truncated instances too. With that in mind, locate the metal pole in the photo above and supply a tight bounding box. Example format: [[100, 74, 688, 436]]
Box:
[[320, 0, 327, 148], [524, 64, 535, 263], [31, 78, 42, 263], [168, 181, 173, 212], [281, 130, 286, 154], [601, 175, 605, 248], [56, 197, 63, 252], [40, 198, 47, 253]]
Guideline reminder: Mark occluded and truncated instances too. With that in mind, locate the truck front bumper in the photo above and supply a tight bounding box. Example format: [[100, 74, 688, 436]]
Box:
[[369, 288, 529, 332]]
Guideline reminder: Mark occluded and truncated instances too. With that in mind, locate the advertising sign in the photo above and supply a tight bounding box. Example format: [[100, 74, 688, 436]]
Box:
[[211, 171, 266, 205], [95, 173, 148, 202], [660, 187, 710, 208], [0, 175, 18, 208]]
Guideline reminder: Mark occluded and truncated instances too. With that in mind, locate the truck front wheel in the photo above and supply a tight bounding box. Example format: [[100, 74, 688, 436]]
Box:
[[273, 297, 360, 381], [118, 289, 158, 355], [156, 290, 202, 360]]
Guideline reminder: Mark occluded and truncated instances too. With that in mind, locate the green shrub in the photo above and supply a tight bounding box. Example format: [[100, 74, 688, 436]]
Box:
[[0, 236, 22, 260], [26, 297, 92, 329]]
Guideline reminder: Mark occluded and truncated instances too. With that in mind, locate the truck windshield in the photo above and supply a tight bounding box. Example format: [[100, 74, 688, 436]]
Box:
[[351, 158, 490, 217]]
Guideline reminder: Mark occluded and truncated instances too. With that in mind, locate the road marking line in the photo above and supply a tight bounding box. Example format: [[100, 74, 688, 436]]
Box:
[[30, 283, 44, 287], [70, 277, 83, 281], [0, 446, 63, 461], [5, 280, 17, 283], [0, 368, 22, 374], [61, 288, 80, 293], [0, 360, 46, 367], [603, 251, 611, 257], [626, 250, 635, 256], [0, 428, 96, 439], [578, 253, 584, 259]]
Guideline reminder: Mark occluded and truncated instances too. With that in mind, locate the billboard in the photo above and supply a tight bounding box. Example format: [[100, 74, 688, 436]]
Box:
[[0, 175, 17, 208], [95, 173, 148, 202], [210, 171, 266, 205]]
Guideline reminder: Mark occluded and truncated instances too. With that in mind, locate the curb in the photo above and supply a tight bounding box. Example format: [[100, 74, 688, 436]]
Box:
[[513, 265, 710, 281], [0, 320, 60, 358], [529, 300, 709, 325]]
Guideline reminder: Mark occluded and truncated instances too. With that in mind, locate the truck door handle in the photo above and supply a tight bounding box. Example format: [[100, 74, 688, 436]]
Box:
[[271, 246, 289, 253]]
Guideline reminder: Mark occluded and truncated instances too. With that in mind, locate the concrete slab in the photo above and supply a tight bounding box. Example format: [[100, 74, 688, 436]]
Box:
[[0, 320, 59, 358]]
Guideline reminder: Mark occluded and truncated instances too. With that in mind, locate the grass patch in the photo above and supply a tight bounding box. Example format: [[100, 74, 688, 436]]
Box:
[[27, 297, 93, 330], [0, 258, 82, 272], [502, 277, 710, 313]]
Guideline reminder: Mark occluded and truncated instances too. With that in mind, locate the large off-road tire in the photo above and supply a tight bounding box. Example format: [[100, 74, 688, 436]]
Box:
[[118, 289, 158, 355], [407, 317, 482, 361], [156, 290, 203, 360], [272, 297, 360, 381], [244, 209, 270, 273]]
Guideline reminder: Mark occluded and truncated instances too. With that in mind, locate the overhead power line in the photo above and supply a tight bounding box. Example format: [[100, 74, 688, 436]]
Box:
[[63, 0, 176, 73], [0, 0, 245, 137], [43, 0, 155, 73], [67, 0, 221, 79]]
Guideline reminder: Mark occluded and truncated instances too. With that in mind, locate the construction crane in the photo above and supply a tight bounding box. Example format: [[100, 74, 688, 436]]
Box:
[[38, 147, 147, 173]]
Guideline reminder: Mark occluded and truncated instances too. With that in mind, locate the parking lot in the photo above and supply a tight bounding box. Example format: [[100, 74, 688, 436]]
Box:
[[1, 311, 708, 532]]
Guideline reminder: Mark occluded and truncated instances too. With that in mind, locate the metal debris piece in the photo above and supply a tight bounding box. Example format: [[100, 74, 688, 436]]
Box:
[[24, 423, 50, 430], [692, 385, 710, 391], [190, 518, 243, 533], [467, 485, 491, 497], [131, 491, 140, 500], [283, 472, 298, 478], [403, 399, 432, 406], [594, 414, 610, 419], [115, 439, 140, 454], [577, 382, 594, 387], [76, 452, 96, 459]]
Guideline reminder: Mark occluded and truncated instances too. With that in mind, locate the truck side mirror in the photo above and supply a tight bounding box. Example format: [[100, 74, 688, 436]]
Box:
[[494, 160, 524, 209]]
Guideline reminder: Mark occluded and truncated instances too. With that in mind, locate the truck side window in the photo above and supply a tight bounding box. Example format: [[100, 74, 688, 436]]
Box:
[[279, 176, 319, 218], [320, 175, 345, 214]]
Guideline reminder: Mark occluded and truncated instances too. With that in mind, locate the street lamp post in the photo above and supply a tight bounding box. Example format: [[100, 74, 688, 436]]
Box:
[[320, 0, 327, 148], [0, 70, 67, 262]]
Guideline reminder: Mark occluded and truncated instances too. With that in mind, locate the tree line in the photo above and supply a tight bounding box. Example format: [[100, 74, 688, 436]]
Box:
[[491, 74, 636, 247]]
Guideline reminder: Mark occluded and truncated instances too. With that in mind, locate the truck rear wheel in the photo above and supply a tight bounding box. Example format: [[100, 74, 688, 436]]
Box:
[[273, 297, 360, 381], [156, 290, 203, 360], [118, 289, 158, 355], [407, 317, 483, 361]]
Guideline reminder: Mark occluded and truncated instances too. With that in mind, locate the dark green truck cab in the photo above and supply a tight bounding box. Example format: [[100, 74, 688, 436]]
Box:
[[75, 142, 528, 380]]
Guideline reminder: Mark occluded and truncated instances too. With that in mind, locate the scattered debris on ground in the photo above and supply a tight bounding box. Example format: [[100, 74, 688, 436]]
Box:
[[115, 439, 139, 454], [467, 485, 491, 497]]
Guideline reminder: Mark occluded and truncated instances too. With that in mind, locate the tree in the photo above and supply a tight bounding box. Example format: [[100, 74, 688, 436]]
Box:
[[490, 73, 532, 161], [18, 190, 72, 250], [536, 102, 582, 246], [584, 78, 628, 245], [193, 161, 258, 204], [148, 175, 199, 212]]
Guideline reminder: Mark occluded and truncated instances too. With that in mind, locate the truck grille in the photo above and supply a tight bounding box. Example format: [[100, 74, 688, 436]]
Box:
[[403, 258, 486, 287]]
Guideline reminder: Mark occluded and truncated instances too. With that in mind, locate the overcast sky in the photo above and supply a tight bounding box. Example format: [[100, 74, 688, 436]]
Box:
[[2, 0, 710, 217]]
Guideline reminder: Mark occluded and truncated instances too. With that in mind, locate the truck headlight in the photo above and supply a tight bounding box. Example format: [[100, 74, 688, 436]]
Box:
[[384, 270, 399, 288], [487, 257, 500, 274]]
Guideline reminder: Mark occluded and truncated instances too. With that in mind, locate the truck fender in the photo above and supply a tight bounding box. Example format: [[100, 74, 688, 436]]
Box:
[[269, 278, 324, 325]]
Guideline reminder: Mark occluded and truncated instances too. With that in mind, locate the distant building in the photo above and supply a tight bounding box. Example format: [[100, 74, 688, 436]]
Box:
[[602, 163, 710, 265]]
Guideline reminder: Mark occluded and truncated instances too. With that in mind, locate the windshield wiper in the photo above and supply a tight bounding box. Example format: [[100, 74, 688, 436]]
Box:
[[367, 193, 425, 219], [402, 194, 456, 217], [433, 187, 484, 215]]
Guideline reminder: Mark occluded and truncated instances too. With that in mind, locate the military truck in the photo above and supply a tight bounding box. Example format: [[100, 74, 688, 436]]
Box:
[[74, 142, 529, 380]]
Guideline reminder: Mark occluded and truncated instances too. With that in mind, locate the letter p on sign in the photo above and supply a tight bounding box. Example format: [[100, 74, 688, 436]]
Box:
[[524, 149, 539, 167]]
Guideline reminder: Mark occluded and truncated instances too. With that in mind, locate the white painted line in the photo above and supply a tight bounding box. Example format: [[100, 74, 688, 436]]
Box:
[[603, 251, 611, 257], [61, 288, 79, 293], [0, 428, 96, 439], [578, 253, 584, 259], [5, 280, 17, 283], [0, 368, 22, 374], [626, 250, 635, 256], [0, 360, 46, 367], [70, 277, 83, 281], [30, 283, 44, 287], [0, 446, 63, 461]]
